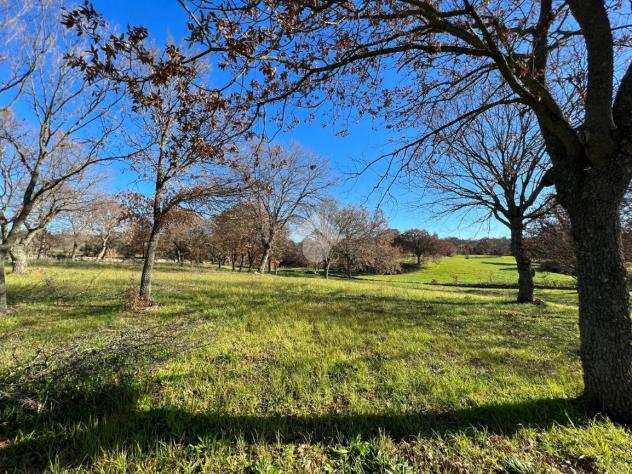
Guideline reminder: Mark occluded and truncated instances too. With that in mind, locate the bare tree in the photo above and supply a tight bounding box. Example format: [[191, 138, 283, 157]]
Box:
[[0, 0, 54, 99], [240, 143, 332, 273], [0, 26, 123, 308], [8, 182, 91, 272], [300, 199, 345, 279], [88, 196, 125, 261], [425, 107, 553, 302]]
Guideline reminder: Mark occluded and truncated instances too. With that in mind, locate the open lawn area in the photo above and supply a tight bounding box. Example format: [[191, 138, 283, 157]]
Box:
[[1, 257, 630, 472]]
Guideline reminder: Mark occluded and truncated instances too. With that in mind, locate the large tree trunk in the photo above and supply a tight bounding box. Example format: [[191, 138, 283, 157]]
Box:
[[0, 249, 7, 312], [10, 245, 28, 274], [564, 191, 632, 423], [139, 224, 161, 302], [510, 221, 534, 303]]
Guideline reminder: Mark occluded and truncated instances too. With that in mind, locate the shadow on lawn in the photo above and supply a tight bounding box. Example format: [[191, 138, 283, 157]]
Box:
[[1, 383, 592, 470]]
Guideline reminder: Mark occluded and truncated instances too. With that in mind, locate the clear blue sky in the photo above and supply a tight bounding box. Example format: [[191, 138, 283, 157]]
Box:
[[92, 0, 508, 238]]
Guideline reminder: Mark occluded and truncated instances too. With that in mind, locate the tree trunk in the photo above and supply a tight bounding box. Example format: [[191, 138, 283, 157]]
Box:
[[259, 243, 271, 273], [139, 225, 161, 302], [97, 238, 108, 261], [325, 259, 331, 279], [0, 249, 7, 312], [10, 245, 28, 274], [70, 240, 79, 260], [510, 221, 534, 303], [239, 255, 244, 272], [565, 193, 632, 423], [416, 254, 421, 265]]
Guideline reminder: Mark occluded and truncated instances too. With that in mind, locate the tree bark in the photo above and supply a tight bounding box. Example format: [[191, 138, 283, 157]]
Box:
[[70, 240, 79, 260], [564, 190, 632, 423], [139, 224, 161, 302], [325, 259, 331, 279], [259, 243, 271, 273], [10, 245, 28, 274], [0, 249, 7, 312], [97, 237, 109, 261], [416, 253, 422, 265], [510, 221, 534, 303]]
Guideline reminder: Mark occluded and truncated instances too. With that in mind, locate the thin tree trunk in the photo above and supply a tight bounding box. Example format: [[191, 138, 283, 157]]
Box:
[[566, 195, 632, 423], [97, 237, 108, 261], [259, 243, 271, 273], [10, 245, 28, 274], [325, 259, 331, 279], [70, 240, 79, 260], [416, 254, 421, 265], [0, 249, 7, 312], [510, 221, 534, 303], [139, 224, 161, 302]]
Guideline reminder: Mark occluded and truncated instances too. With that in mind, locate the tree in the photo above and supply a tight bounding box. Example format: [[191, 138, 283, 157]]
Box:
[[527, 206, 576, 276], [395, 229, 441, 265], [0, 0, 53, 99], [425, 107, 553, 302], [335, 206, 390, 278], [160, 209, 209, 264], [211, 204, 257, 271], [240, 143, 331, 273], [0, 21, 122, 308], [300, 199, 345, 278], [88, 197, 125, 261], [8, 182, 90, 272], [165, 0, 632, 420], [123, 63, 244, 303]]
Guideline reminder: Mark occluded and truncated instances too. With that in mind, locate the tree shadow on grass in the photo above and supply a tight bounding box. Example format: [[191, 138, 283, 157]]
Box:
[[1, 387, 594, 470]]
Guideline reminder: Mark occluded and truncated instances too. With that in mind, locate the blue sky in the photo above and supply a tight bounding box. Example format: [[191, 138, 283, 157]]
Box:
[[92, 0, 508, 238]]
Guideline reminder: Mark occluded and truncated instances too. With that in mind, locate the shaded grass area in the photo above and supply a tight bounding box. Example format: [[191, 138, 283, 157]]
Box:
[[1, 258, 630, 472]]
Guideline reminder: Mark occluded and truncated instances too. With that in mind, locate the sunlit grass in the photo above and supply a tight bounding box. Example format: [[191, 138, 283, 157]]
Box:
[[1, 257, 629, 472]]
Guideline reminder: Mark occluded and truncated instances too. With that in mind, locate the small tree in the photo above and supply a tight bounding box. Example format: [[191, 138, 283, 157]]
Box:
[[88, 197, 125, 261], [395, 229, 441, 265], [335, 207, 389, 278], [240, 143, 331, 273], [300, 199, 344, 278]]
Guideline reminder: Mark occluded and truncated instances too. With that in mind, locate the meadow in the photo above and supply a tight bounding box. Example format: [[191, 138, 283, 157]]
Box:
[[1, 256, 631, 472]]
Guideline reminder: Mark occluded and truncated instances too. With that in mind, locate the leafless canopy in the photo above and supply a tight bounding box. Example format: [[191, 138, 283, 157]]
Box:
[[424, 106, 554, 227]]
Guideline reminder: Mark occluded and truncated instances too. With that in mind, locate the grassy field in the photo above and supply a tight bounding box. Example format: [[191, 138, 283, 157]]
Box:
[[1, 257, 631, 472]]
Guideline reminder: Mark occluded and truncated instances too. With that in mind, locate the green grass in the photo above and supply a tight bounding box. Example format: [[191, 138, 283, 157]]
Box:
[[1, 257, 630, 472], [363, 255, 574, 287]]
